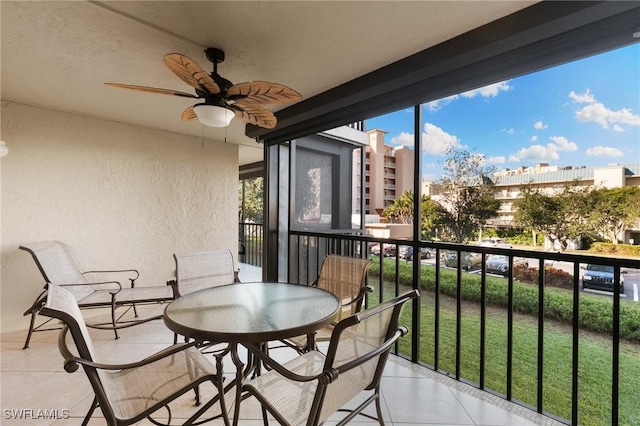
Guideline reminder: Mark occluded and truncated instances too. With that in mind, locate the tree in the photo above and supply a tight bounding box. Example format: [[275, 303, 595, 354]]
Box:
[[435, 148, 500, 243], [421, 196, 445, 240], [381, 190, 445, 239], [513, 182, 591, 251], [239, 177, 263, 222], [381, 191, 414, 224], [587, 186, 640, 244]]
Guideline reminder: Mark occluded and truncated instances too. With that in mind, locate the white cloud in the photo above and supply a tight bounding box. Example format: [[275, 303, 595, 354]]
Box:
[[509, 135, 578, 164], [569, 89, 597, 104], [503, 128, 517, 135], [487, 156, 506, 164], [530, 135, 538, 142], [534, 121, 547, 130], [549, 136, 577, 152], [461, 81, 511, 98], [585, 146, 624, 158], [390, 132, 415, 147], [422, 123, 461, 155], [575, 103, 640, 130], [509, 144, 559, 163], [423, 81, 510, 112], [425, 95, 458, 112], [568, 89, 640, 132]]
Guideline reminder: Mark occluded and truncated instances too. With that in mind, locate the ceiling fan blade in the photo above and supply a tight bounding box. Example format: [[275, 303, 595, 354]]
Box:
[[228, 81, 302, 106], [181, 106, 197, 121], [231, 104, 277, 129], [104, 82, 198, 98], [164, 53, 220, 95]]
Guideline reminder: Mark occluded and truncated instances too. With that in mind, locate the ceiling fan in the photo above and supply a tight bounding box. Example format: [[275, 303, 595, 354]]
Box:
[[105, 48, 302, 129]]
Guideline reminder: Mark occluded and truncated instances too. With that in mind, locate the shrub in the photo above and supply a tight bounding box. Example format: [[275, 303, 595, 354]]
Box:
[[513, 264, 574, 290], [368, 258, 640, 342], [589, 242, 640, 257]]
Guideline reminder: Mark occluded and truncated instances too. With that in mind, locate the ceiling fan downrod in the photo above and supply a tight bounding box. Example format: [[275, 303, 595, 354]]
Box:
[[205, 47, 225, 75]]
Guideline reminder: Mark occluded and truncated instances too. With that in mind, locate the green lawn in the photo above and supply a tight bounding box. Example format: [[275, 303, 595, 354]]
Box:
[[369, 276, 640, 426]]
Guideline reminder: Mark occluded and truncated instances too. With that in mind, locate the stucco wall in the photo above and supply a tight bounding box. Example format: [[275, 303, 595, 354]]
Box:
[[1, 101, 239, 333]]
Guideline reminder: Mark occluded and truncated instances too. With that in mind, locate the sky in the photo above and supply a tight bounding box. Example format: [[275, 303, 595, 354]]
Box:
[[365, 43, 640, 181]]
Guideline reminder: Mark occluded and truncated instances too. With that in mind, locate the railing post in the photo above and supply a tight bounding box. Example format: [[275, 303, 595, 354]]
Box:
[[537, 259, 545, 414], [572, 262, 580, 425], [612, 266, 621, 426]]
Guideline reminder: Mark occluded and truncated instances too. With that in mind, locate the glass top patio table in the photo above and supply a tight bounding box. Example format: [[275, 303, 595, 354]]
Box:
[[163, 281, 341, 343], [163, 282, 340, 426]]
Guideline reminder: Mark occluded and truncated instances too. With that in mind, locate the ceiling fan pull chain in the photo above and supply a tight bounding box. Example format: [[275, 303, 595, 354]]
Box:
[[201, 125, 205, 148]]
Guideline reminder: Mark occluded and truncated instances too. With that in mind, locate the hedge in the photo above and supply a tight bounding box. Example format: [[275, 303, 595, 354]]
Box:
[[589, 242, 640, 257], [369, 259, 640, 342]]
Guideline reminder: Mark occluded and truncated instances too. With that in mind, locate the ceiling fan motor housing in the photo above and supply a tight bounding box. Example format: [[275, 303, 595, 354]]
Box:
[[205, 47, 225, 65]]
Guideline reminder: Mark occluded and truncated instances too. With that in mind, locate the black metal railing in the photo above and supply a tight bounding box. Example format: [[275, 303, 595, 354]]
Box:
[[238, 222, 263, 267], [287, 228, 640, 426]]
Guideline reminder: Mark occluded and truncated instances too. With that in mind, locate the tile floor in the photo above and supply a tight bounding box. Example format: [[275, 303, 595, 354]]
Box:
[[1, 264, 564, 426]]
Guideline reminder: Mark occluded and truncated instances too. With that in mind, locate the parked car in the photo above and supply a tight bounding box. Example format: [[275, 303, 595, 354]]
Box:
[[401, 246, 432, 260], [485, 255, 529, 276], [443, 251, 482, 270], [370, 243, 396, 257], [477, 237, 512, 248], [581, 264, 626, 293]]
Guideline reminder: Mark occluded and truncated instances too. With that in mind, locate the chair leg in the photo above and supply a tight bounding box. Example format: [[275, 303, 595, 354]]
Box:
[[194, 385, 201, 406], [22, 291, 47, 350], [22, 310, 38, 350], [110, 304, 119, 340], [374, 388, 385, 425], [82, 397, 99, 426]]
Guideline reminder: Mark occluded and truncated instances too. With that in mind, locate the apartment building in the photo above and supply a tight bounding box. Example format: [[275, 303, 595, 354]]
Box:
[[353, 129, 414, 215], [489, 162, 640, 243]]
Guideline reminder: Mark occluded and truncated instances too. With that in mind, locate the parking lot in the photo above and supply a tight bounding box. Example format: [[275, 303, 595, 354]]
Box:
[[402, 252, 640, 302]]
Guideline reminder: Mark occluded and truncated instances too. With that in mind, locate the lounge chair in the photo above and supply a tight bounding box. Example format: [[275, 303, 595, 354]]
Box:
[[20, 241, 174, 348]]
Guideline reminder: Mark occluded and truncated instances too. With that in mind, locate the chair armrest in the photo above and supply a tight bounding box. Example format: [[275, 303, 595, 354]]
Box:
[[82, 269, 140, 288], [54, 280, 123, 295], [341, 285, 373, 308], [166, 279, 179, 298], [23, 290, 48, 316], [245, 343, 323, 383], [58, 326, 198, 373], [321, 326, 407, 385]]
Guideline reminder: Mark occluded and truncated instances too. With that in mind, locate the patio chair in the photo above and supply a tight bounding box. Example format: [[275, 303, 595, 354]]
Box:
[[169, 249, 239, 344], [243, 289, 419, 426], [170, 249, 239, 298], [40, 284, 223, 426], [20, 241, 174, 348], [283, 254, 373, 353]]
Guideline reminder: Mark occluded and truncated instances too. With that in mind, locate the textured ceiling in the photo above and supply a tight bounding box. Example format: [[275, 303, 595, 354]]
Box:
[[1, 1, 536, 165]]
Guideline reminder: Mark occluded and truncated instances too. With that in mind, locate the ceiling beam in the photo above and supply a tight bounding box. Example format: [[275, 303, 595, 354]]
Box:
[[246, 1, 640, 144]]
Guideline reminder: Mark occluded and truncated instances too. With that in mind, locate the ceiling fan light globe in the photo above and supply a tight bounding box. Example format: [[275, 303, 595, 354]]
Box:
[[193, 104, 233, 127]]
